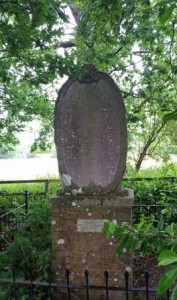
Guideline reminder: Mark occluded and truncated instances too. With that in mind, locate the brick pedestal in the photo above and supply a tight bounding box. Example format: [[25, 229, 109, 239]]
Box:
[[50, 189, 134, 300]]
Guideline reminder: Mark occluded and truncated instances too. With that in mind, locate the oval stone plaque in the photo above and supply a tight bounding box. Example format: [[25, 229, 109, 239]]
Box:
[[54, 72, 127, 194]]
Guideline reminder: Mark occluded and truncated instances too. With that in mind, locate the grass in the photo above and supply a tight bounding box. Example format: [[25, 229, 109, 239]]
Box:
[[125, 162, 177, 178], [0, 180, 61, 195]]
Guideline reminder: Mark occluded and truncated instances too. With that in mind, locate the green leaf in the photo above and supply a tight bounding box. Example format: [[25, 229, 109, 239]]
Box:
[[140, 239, 148, 254], [102, 220, 109, 233], [157, 215, 164, 231], [116, 236, 129, 256], [108, 222, 116, 235], [157, 264, 177, 295], [158, 251, 177, 266], [171, 284, 177, 300], [159, 257, 177, 266], [128, 236, 139, 251], [159, 5, 175, 24], [102, 221, 116, 238], [163, 111, 177, 123]]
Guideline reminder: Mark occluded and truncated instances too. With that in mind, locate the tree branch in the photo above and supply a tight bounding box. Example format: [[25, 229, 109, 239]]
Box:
[[67, 3, 81, 24], [58, 41, 75, 48], [132, 51, 151, 56]]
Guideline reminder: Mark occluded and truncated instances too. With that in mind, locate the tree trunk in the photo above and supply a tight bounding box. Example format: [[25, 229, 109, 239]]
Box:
[[135, 122, 166, 172]]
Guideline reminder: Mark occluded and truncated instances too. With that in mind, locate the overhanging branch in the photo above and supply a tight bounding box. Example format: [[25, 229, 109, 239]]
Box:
[[58, 41, 75, 48]]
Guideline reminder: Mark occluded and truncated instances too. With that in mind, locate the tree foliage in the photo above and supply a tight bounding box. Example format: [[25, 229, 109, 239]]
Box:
[[0, 0, 177, 162], [0, 0, 71, 150]]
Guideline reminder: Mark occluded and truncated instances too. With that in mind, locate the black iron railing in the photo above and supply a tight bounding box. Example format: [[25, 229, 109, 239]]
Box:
[[0, 267, 171, 300]]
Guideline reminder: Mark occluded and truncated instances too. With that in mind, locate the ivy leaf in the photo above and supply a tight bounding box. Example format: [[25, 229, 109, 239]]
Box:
[[157, 264, 177, 295], [159, 5, 175, 24]]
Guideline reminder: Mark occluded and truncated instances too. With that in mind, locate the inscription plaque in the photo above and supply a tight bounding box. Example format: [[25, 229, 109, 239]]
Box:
[[77, 219, 104, 233]]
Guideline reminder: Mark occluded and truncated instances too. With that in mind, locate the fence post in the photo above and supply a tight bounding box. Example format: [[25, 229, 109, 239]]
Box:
[[12, 264, 18, 300], [47, 265, 53, 300], [104, 271, 109, 300], [145, 272, 149, 300], [124, 271, 129, 300], [28, 262, 35, 298], [84, 270, 89, 300], [45, 180, 49, 194], [167, 289, 170, 300], [24, 190, 29, 214], [66, 269, 71, 300]]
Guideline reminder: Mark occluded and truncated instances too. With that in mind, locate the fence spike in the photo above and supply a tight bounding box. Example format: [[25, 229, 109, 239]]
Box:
[[124, 271, 129, 300], [145, 271, 149, 300], [47, 265, 52, 299], [124, 271, 129, 280], [84, 269, 89, 278], [66, 269, 71, 300], [104, 270, 109, 280], [84, 270, 89, 300], [11, 264, 18, 300], [12, 264, 16, 282], [104, 271, 109, 300]]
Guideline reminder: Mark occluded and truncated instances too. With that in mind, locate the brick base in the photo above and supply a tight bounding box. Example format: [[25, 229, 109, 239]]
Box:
[[50, 189, 134, 300]]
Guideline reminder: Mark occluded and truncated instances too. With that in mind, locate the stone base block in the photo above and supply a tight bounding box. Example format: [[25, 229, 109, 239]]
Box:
[[50, 189, 134, 300]]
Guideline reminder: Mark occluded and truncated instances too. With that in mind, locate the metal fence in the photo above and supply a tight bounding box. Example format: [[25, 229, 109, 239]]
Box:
[[0, 179, 59, 194], [0, 176, 177, 194], [0, 267, 171, 300]]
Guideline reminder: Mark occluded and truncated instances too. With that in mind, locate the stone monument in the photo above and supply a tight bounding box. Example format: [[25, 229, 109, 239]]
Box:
[[54, 65, 127, 194], [50, 65, 134, 299]]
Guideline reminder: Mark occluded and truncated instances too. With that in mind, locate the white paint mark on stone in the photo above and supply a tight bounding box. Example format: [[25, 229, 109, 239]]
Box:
[[57, 239, 65, 245], [51, 220, 56, 225], [126, 266, 132, 273], [71, 188, 83, 195], [62, 174, 72, 186], [78, 188, 83, 194], [72, 189, 78, 195]]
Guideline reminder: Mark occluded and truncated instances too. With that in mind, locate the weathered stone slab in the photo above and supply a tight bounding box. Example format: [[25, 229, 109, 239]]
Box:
[[54, 70, 127, 194]]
